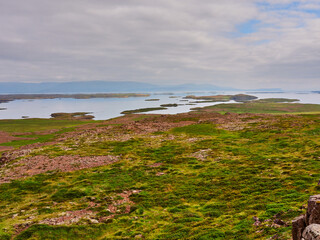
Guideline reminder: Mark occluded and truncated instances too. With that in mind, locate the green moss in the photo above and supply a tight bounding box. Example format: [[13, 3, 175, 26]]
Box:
[[254, 98, 299, 103], [51, 189, 88, 202], [1, 113, 320, 239], [194, 102, 320, 114], [172, 123, 223, 135], [0, 127, 82, 148], [0, 134, 55, 147], [15, 225, 108, 240], [0, 118, 94, 133]]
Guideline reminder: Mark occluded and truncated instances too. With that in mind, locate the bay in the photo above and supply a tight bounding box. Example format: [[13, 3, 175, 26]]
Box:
[[0, 91, 319, 120]]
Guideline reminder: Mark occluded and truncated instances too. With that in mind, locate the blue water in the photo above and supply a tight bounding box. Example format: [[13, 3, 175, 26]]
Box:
[[0, 92, 319, 120]]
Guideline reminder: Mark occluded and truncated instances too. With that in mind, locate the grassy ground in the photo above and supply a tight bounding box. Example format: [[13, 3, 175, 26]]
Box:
[[254, 98, 299, 103], [0, 118, 95, 133], [184, 94, 257, 102], [0, 118, 96, 149], [0, 103, 320, 239], [192, 102, 320, 114]]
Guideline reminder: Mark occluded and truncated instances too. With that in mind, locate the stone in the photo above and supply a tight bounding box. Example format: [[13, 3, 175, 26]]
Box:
[[253, 220, 261, 227], [292, 215, 306, 240], [271, 223, 281, 228], [307, 195, 320, 225], [0, 156, 9, 165], [253, 216, 261, 227], [253, 216, 259, 222], [156, 172, 165, 176], [274, 218, 286, 226], [88, 218, 99, 224], [302, 224, 320, 240]]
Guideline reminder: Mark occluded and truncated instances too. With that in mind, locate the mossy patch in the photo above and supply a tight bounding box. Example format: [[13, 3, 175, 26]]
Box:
[[0, 112, 320, 239], [172, 123, 223, 135]]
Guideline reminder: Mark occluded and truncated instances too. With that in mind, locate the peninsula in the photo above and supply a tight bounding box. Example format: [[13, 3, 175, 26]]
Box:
[[0, 93, 150, 103]]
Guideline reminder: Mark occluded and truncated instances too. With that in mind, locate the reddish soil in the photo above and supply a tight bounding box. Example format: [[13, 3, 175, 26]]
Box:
[[148, 162, 163, 168], [39, 209, 95, 225], [38, 190, 141, 225], [0, 146, 14, 151], [99, 190, 141, 222], [0, 131, 34, 144], [0, 112, 304, 184], [0, 155, 119, 183], [13, 129, 59, 136]]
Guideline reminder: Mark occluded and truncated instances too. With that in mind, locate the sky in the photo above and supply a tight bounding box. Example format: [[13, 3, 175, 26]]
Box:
[[0, 0, 319, 90]]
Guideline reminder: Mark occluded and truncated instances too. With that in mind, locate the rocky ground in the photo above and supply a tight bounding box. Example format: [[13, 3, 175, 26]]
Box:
[[0, 110, 319, 239]]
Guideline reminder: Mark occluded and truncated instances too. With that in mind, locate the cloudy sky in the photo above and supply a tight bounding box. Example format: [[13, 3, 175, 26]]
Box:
[[0, 0, 319, 90]]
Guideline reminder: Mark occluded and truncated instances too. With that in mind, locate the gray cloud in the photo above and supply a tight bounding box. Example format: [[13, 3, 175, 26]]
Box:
[[0, 0, 319, 90]]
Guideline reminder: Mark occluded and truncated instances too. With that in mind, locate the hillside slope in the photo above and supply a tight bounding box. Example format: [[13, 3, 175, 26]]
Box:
[[0, 109, 319, 239]]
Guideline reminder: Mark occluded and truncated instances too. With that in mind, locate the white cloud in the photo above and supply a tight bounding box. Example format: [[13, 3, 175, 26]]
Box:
[[0, 0, 319, 90]]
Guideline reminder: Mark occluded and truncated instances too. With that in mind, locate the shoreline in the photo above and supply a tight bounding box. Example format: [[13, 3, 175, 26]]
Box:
[[0, 93, 150, 104]]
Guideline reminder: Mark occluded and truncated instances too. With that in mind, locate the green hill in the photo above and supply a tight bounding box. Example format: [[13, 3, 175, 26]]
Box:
[[0, 105, 320, 239]]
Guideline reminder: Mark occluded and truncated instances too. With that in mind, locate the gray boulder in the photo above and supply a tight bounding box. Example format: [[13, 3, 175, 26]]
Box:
[[302, 224, 320, 240]]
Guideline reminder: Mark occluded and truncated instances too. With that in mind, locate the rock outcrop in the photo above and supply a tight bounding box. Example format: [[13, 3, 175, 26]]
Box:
[[302, 224, 320, 240], [292, 195, 320, 240], [293, 215, 306, 240], [307, 195, 320, 225]]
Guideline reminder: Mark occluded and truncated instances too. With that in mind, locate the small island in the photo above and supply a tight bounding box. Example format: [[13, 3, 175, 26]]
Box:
[[121, 107, 167, 114], [184, 94, 258, 102], [254, 98, 299, 103], [160, 103, 179, 107], [191, 98, 320, 114], [50, 112, 95, 120]]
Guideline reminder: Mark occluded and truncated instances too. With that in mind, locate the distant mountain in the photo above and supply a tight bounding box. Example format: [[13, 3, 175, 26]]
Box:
[[0, 81, 156, 93], [161, 83, 237, 92], [248, 88, 283, 92], [0, 81, 238, 94]]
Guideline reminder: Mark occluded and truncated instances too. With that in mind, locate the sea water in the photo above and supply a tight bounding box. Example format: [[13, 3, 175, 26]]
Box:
[[0, 92, 319, 120]]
